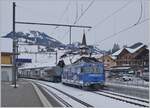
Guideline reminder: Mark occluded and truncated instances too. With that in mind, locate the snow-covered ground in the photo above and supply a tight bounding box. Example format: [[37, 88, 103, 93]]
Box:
[[30, 79, 148, 108]]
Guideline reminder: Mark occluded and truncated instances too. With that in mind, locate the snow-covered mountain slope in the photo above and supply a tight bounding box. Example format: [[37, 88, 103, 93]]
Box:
[[4, 30, 65, 49]]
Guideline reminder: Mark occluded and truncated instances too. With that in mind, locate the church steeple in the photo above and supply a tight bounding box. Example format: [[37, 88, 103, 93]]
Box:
[[80, 31, 89, 56], [81, 31, 87, 46]]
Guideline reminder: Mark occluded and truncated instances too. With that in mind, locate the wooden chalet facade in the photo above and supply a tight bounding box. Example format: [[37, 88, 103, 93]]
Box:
[[115, 45, 149, 72], [116, 46, 148, 66], [98, 55, 116, 70]]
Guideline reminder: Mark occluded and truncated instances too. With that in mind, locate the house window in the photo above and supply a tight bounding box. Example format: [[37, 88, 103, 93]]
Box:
[[128, 56, 131, 59]]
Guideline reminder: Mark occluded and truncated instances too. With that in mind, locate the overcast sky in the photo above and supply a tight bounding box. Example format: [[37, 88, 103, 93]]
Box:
[[0, 0, 149, 50]]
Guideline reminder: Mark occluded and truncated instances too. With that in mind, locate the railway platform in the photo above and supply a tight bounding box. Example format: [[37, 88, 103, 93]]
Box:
[[1, 78, 53, 107]]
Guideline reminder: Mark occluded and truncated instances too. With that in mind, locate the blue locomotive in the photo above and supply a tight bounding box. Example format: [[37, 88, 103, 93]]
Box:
[[62, 57, 105, 89]]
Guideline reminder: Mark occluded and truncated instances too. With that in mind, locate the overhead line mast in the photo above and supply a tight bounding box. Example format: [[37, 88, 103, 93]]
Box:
[[12, 2, 17, 88], [15, 21, 92, 45]]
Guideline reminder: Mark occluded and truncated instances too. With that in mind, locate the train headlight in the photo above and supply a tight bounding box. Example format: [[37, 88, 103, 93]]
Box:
[[84, 82, 89, 86]]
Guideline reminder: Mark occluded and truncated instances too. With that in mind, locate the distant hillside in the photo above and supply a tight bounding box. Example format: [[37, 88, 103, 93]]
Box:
[[4, 31, 66, 49], [3, 31, 104, 55]]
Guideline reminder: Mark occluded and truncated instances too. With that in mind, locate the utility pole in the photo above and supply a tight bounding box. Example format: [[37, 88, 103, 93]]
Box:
[[15, 21, 92, 45], [55, 50, 58, 65], [102, 51, 105, 80], [69, 27, 71, 45], [12, 2, 17, 88]]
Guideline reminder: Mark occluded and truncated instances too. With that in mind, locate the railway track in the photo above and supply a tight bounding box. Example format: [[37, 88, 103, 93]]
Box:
[[100, 89, 149, 103], [39, 84, 72, 107], [92, 90, 149, 107], [29, 79, 149, 107], [35, 81, 93, 107]]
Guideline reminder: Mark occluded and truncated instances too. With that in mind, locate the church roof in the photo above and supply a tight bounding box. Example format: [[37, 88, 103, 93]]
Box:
[[81, 33, 87, 46], [73, 57, 101, 64]]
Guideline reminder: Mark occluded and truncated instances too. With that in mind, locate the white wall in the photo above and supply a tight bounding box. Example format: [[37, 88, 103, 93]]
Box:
[[1, 67, 13, 81]]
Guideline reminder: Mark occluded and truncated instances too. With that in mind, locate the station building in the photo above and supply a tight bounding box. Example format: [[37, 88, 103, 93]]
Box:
[[0, 38, 13, 81]]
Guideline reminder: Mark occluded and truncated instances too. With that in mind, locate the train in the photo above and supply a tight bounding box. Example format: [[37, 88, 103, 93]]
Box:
[[61, 57, 105, 89], [19, 57, 105, 89], [42, 66, 61, 82], [19, 66, 62, 82]]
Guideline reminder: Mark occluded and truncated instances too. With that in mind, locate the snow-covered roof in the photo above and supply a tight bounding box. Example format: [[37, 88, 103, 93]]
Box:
[[74, 56, 101, 64], [112, 48, 124, 56], [0, 38, 13, 53], [110, 66, 131, 70], [126, 44, 145, 53], [91, 53, 103, 58], [111, 55, 117, 60], [19, 62, 55, 69], [112, 44, 145, 56], [62, 54, 81, 65], [19, 45, 38, 53]]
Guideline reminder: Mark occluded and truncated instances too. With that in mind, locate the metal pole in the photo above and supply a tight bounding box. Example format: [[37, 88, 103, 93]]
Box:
[[13, 2, 17, 88], [55, 51, 57, 65], [102, 51, 105, 81], [15, 21, 92, 28], [69, 27, 71, 45]]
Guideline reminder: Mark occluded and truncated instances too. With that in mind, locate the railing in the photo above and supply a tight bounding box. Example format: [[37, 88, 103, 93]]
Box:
[[106, 77, 149, 88]]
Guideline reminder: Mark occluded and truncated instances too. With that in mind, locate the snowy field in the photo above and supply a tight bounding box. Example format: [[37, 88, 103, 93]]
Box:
[[29, 79, 149, 108]]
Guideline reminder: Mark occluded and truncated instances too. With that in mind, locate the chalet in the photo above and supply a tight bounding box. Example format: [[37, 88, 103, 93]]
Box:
[[111, 44, 149, 76], [98, 55, 116, 70], [114, 45, 148, 67]]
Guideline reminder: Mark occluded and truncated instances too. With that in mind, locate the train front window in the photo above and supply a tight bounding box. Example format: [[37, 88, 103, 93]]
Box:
[[93, 67, 99, 73], [81, 66, 99, 73]]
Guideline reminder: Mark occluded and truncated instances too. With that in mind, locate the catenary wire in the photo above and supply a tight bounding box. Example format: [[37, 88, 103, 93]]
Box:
[[86, 0, 133, 33], [95, 18, 149, 46], [73, 0, 95, 24]]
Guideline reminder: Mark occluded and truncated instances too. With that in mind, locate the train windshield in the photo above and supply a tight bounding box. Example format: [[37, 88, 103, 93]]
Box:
[[81, 66, 100, 73]]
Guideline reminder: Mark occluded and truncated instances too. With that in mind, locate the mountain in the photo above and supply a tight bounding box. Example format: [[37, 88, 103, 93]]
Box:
[[3, 31, 104, 55], [4, 31, 66, 49]]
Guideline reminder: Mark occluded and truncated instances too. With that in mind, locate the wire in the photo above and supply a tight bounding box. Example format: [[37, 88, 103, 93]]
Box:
[[49, 0, 71, 35], [87, 0, 133, 33], [135, 0, 143, 25], [58, 0, 71, 23], [62, 30, 70, 40], [95, 18, 149, 45], [73, 0, 95, 24], [74, 0, 79, 24]]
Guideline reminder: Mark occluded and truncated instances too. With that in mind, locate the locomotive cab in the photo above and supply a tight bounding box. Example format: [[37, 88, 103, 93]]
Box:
[[62, 57, 105, 89]]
